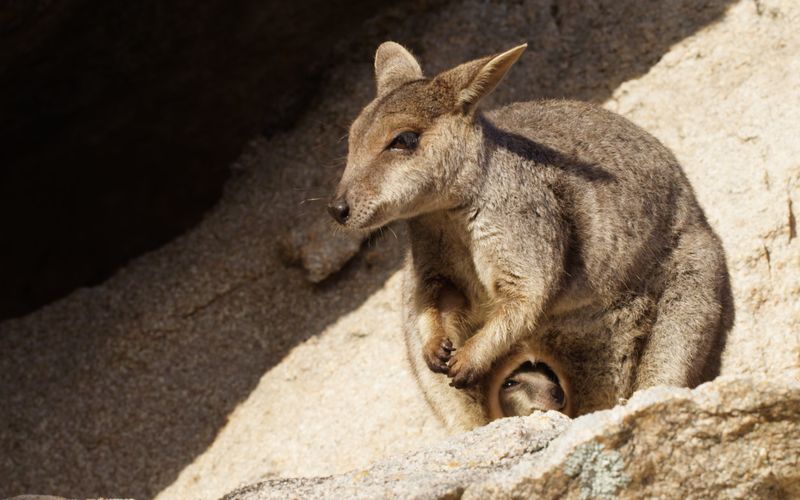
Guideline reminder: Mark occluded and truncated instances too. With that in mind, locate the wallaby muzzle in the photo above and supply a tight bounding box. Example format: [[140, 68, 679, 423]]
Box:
[[328, 197, 350, 225]]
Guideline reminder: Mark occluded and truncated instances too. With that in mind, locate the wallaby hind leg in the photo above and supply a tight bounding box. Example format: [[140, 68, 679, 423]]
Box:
[[402, 265, 487, 432], [634, 228, 732, 390], [403, 287, 487, 432], [407, 341, 488, 432]]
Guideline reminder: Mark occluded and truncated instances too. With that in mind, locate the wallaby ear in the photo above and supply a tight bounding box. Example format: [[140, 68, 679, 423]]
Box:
[[374, 42, 424, 96], [447, 43, 527, 113]]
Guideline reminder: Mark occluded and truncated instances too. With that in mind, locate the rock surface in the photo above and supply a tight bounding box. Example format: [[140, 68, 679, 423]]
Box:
[[0, 0, 387, 320], [227, 408, 570, 500], [1, 0, 798, 499], [225, 377, 800, 499], [604, 0, 800, 381], [278, 217, 367, 283]]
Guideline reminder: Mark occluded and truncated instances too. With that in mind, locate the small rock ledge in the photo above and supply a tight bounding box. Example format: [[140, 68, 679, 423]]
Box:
[[226, 376, 800, 499]]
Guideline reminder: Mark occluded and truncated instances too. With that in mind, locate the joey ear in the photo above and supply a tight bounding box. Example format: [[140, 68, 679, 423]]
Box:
[[445, 43, 527, 113], [374, 41, 424, 96]]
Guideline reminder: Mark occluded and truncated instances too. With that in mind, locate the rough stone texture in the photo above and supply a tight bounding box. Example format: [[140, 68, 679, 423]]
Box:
[[7, 497, 80, 500], [278, 218, 368, 283], [470, 376, 800, 499], [6, 497, 130, 500], [1, 0, 798, 499], [226, 410, 570, 500], [225, 377, 800, 499]]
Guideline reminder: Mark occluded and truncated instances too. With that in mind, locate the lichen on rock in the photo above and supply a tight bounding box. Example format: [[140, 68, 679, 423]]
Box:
[[226, 377, 800, 499]]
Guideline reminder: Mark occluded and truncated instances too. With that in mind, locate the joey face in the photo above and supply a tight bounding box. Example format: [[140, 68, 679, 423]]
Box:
[[328, 41, 527, 230], [498, 361, 566, 416]]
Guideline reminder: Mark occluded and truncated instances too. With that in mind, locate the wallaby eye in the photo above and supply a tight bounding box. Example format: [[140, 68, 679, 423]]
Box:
[[502, 379, 519, 390], [388, 131, 419, 152]]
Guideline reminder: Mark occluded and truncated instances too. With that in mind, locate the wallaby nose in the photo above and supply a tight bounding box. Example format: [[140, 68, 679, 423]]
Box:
[[328, 198, 350, 224]]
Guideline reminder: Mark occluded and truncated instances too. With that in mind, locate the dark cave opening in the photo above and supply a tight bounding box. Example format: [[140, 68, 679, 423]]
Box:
[[0, 0, 383, 320]]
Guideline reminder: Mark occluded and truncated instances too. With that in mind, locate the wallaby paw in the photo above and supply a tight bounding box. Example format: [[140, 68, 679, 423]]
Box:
[[446, 348, 487, 389], [423, 336, 455, 374]]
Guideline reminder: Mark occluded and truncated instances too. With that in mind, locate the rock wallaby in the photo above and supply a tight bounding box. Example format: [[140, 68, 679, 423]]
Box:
[[328, 42, 733, 431], [489, 360, 569, 418]]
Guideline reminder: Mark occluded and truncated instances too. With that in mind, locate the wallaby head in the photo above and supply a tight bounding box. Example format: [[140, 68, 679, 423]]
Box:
[[328, 41, 527, 229]]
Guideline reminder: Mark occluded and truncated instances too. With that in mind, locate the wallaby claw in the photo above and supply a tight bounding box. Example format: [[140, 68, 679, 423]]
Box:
[[424, 336, 455, 374], [446, 349, 484, 389]]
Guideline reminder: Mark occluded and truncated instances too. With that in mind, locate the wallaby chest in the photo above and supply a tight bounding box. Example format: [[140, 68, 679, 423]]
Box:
[[409, 210, 504, 314]]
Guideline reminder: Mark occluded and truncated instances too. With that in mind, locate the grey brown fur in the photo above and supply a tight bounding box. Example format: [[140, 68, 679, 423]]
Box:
[[329, 42, 733, 431], [497, 361, 566, 416]]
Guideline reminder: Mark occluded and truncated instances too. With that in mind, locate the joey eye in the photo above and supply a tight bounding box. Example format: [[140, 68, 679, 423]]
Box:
[[502, 379, 519, 390], [388, 131, 419, 152]]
